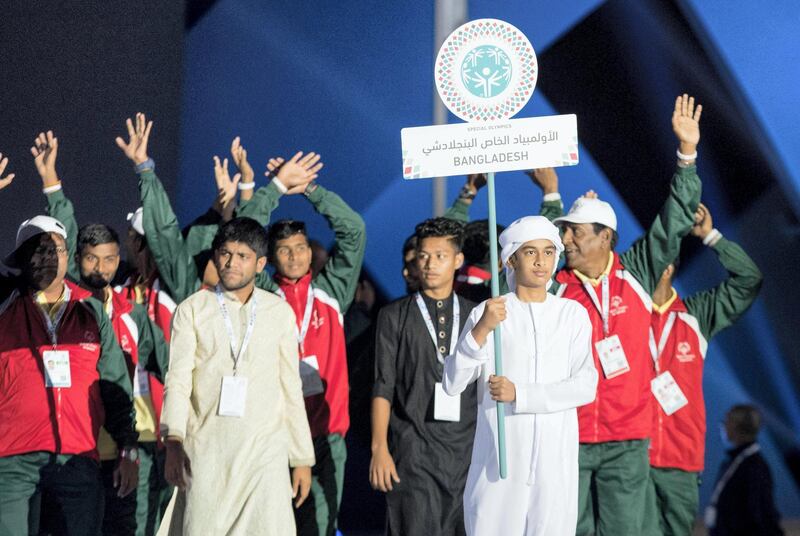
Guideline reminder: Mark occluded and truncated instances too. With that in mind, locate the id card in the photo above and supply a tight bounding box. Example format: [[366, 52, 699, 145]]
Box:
[[595, 335, 630, 379], [219, 376, 248, 417], [133, 362, 150, 396], [651, 371, 689, 415], [434, 382, 461, 422], [299, 355, 325, 398], [704, 505, 717, 528], [43, 350, 71, 388]]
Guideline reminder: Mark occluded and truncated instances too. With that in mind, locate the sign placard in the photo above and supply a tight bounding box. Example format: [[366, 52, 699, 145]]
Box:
[[402, 114, 578, 179]]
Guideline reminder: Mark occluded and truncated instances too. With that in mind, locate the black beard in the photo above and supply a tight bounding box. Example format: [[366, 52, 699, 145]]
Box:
[[82, 273, 110, 290]]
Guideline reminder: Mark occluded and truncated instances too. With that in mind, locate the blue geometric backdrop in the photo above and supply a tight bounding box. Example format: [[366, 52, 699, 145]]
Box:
[[179, 0, 800, 518]]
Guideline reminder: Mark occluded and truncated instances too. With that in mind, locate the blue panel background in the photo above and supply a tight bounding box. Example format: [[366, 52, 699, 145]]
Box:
[[180, 0, 800, 521]]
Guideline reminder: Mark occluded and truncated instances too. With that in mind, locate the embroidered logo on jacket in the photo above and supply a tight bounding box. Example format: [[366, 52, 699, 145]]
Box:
[[311, 310, 325, 330], [610, 295, 628, 316], [676, 341, 696, 362]]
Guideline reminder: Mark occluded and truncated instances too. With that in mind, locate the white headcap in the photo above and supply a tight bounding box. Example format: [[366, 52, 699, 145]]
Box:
[[499, 215, 563, 291], [4, 215, 68, 267], [127, 207, 145, 236], [553, 196, 617, 231]]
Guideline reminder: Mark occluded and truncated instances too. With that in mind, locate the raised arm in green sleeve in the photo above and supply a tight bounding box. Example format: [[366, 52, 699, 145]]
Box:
[[620, 165, 702, 295], [86, 297, 138, 448], [138, 169, 200, 303], [443, 198, 471, 223], [45, 188, 80, 281], [307, 185, 366, 314], [130, 302, 169, 383], [183, 208, 223, 260], [540, 197, 564, 222], [235, 180, 284, 226], [683, 237, 763, 340]]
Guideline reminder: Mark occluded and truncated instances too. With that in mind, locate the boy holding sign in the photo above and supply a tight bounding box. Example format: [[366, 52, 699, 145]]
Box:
[[371, 217, 477, 535], [443, 215, 598, 535]]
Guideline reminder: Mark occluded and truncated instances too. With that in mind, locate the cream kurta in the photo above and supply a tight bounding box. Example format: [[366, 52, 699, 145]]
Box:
[[159, 287, 314, 536], [444, 293, 597, 536]]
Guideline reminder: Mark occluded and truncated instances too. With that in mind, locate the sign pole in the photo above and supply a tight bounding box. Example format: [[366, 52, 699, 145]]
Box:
[[486, 171, 507, 479]]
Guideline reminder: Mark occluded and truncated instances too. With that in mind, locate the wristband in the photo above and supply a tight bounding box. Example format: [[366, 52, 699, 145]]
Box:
[[135, 158, 155, 174], [42, 183, 62, 194], [458, 186, 476, 201], [271, 177, 288, 194], [676, 149, 697, 161], [542, 192, 562, 202], [702, 228, 722, 247], [238, 181, 255, 190]]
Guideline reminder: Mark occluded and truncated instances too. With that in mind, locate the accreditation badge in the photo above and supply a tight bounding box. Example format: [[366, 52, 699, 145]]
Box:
[[434, 382, 461, 422], [651, 371, 689, 415], [595, 335, 630, 379], [43, 350, 71, 388], [219, 376, 248, 417]]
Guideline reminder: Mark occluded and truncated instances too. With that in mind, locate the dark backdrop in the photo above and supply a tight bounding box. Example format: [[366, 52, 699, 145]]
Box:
[[0, 1, 185, 256]]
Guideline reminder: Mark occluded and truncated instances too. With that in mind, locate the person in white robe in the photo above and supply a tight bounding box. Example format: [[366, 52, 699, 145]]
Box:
[[444, 215, 598, 536], [158, 218, 315, 535]]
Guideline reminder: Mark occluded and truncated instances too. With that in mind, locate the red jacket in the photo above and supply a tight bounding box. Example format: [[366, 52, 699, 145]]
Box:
[[648, 295, 707, 471], [0, 281, 136, 459], [277, 272, 349, 438], [555, 253, 653, 443], [118, 276, 176, 426]]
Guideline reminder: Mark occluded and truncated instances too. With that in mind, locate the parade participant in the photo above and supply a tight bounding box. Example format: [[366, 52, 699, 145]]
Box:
[[0, 207, 137, 534], [444, 215, 597, 535], [544, 94, 703, 534], [160, 217, 314, 535], [238, 155, 365, 536], [371, 217, 477, 536], [643, 203, 762, 536]]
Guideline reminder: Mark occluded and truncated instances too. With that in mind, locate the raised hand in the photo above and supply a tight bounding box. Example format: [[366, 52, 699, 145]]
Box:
[[115, 113, 153, 165], [672, 94, 702, 152], [466, 173, 487, 192], [690, 202, 713, 239], [30, 131, 60, 187], [212, 156, 241, 207], [0, 153, 15, 190], [270, 152, 323, 195], [230, 137, 254, 184], [525, 168, 559, 195]]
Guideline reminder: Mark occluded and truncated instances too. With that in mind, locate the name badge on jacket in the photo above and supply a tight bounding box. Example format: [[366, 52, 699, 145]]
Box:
[[651, 371, 689, 415], [219, 376, 248, 417], [43, 350, 71, 388], [595, 335, 630, 379], [434, 382, 461, 422]]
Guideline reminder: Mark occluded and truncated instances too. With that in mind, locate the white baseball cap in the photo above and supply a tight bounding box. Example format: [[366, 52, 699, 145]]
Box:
[[127, 207, 145, 236], [4, 215, 68, 267], [552, 196, 618, 231]]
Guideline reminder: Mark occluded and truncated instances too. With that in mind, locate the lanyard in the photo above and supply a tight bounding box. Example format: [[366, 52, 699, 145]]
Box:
[[583, 276, 610, 336], [215, 285, 258, 373], [648, 312, 677, 373], [39, 285, 71, 346], [276, 287, 315, 356], [709, 443, 760, 507], [414, 292, 460, 365]]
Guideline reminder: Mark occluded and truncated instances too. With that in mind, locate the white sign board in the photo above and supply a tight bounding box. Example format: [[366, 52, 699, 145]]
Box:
[[402, 114, 578, 179]]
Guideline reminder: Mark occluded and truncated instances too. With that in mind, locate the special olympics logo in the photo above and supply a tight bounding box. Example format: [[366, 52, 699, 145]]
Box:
[[435, 18, 537, 122], [461, 45, 512, 98]]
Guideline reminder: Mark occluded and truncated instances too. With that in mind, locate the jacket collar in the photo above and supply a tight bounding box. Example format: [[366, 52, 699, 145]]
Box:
[[275, 270, 312, 290]]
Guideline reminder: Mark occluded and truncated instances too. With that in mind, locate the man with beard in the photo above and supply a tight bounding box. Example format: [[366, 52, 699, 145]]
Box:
[[0, 201, 137, 534], [35, 130, 171, 535], [159, 217, 314, 535]]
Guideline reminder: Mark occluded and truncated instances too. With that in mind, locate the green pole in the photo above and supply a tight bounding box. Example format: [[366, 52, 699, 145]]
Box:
[[486, 171, 508, 479]]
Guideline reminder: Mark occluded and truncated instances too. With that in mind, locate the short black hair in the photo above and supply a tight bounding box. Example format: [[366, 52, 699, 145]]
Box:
[[591, 223, 619, 250], [728, 404, 762, 441], [414, 217, 465, 251], [267, 219, 307, 256], [402, 234, 418, 257], [77, 223, 120, 256], [212, 217, 269, 258], [463, 219, 505, 267]]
